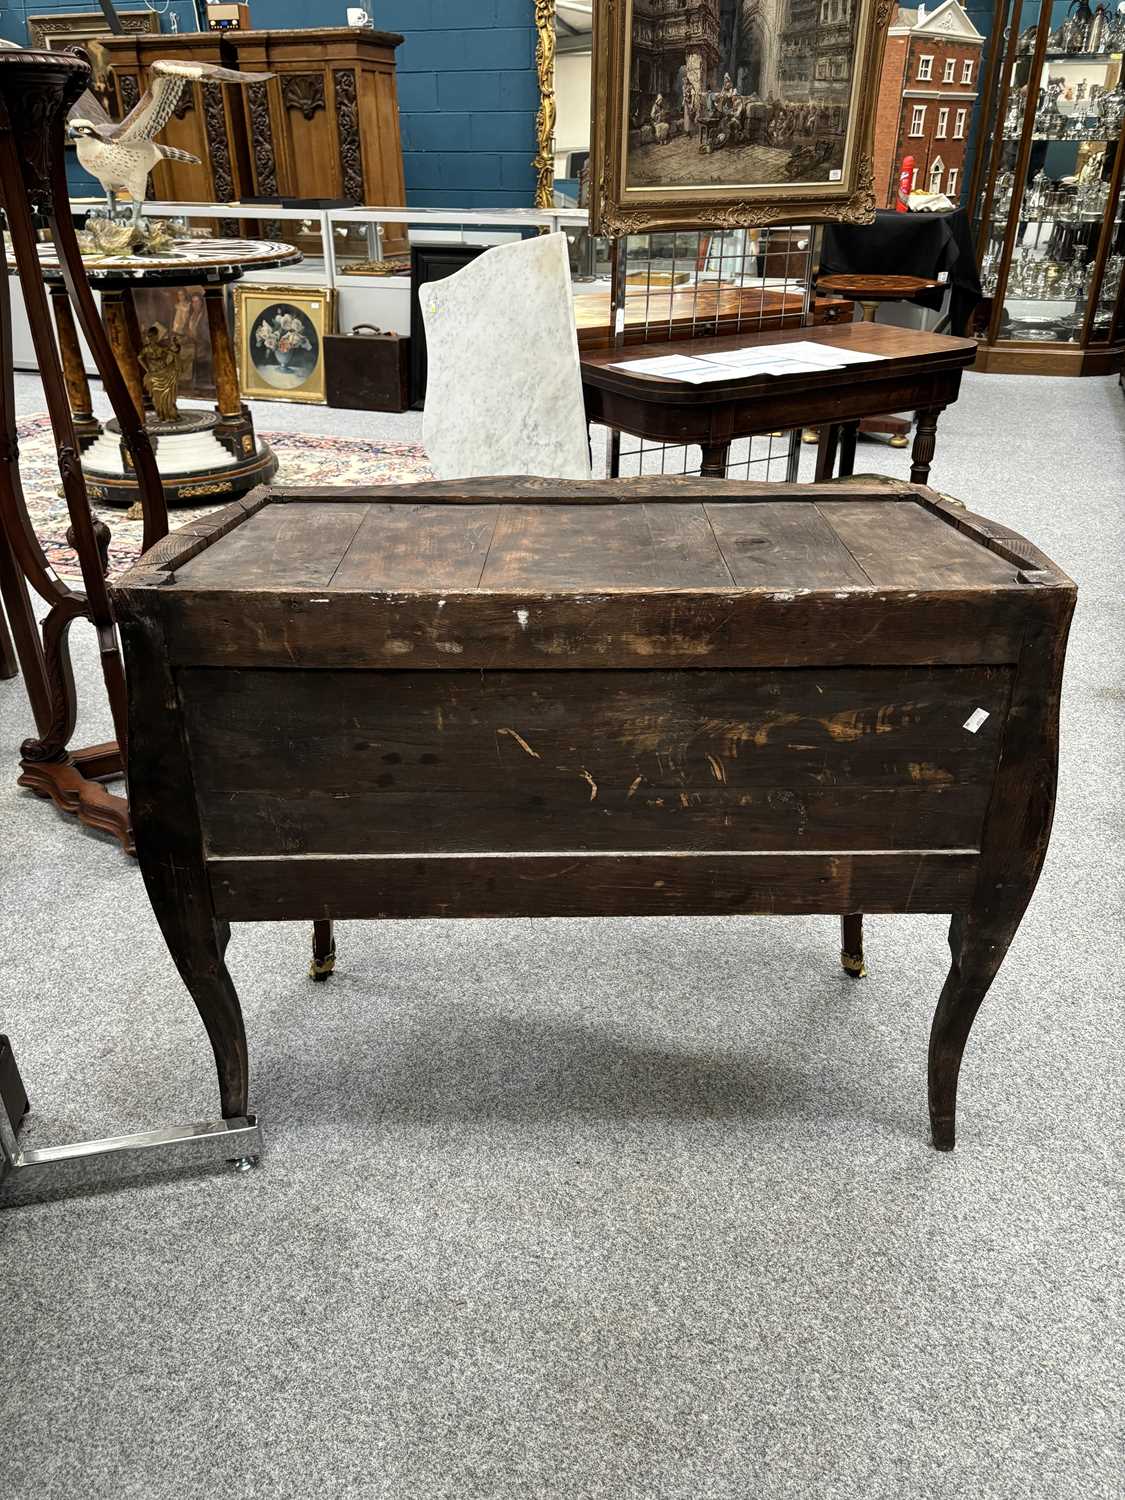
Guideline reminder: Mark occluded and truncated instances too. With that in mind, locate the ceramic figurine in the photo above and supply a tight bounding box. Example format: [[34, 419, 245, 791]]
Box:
[[68, 60, 273, 228]]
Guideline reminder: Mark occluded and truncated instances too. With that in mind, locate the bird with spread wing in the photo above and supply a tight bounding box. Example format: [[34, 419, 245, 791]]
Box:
[[68, 60, 274, 225]]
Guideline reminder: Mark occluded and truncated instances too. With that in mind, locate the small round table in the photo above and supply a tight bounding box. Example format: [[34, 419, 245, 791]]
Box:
[[40, 236, 302, 510], [817, 271, 941, 323], [813, 272, 942, 453]]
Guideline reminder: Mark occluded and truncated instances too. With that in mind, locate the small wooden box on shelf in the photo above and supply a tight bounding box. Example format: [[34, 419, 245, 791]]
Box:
[[111, 475, 1075, 1151]]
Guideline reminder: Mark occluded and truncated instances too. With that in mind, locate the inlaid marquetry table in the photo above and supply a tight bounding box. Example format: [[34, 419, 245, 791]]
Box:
[[38, 236, 301, 510], [111, 474, 1075, 1151]]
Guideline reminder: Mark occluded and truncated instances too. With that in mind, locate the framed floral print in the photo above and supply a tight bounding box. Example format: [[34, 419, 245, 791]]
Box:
[[234, 286, 336, 405], [589, 0, 895, 236]]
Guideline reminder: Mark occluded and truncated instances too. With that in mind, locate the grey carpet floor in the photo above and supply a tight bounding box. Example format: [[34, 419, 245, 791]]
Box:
[[0, 370, 1122, 1500]]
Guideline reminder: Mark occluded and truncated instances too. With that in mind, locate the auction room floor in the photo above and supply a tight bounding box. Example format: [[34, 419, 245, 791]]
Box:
[[1, 370, 1121, 1500]]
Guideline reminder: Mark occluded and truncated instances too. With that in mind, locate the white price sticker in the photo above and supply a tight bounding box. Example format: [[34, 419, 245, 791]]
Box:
[[963, 708, 990, 734]]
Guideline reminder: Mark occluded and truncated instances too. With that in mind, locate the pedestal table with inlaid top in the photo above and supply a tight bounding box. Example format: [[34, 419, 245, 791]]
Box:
[[39, 236, 301, 511], [111, 473, 1075, 1151]]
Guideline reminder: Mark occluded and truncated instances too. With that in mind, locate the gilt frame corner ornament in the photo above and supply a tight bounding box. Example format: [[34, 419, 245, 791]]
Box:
[[533, 0, 557, 210], [589, 0, 894, 237], [26, 10, 159, 53]]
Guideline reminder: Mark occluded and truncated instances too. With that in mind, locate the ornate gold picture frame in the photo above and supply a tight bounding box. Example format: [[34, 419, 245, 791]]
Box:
[[26, 11, 158, 51], [234, 285, 336, 406], [590, 0, 894, 236]]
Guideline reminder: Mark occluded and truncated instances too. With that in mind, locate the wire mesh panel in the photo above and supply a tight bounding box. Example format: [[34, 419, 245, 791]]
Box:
[[601, 225, 821, 483]]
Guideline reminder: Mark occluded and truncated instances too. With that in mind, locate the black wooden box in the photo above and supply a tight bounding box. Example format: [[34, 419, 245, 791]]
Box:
[[325, 326, 410, 412]]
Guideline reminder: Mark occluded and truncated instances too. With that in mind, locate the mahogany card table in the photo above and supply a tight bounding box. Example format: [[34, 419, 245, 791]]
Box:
[[580, 322, 979, 484], [111, 475, 1075, 1150]]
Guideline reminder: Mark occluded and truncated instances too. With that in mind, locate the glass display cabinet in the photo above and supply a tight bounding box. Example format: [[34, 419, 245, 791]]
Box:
[[969, 0, 1125, 373]]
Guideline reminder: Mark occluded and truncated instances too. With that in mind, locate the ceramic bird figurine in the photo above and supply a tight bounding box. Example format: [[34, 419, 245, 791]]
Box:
[[67, 60, 273, 225]]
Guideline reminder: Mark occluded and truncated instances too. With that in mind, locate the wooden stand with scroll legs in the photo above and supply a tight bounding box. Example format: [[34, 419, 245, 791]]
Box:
[[0, 51, 167, 852], [0, 594, 17, 679], [0, 51, 336, 983]]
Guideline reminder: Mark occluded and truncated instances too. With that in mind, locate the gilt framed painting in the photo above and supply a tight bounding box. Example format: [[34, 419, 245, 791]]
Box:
[[234, 286, 336, 405], [589, 0, 894, 236]]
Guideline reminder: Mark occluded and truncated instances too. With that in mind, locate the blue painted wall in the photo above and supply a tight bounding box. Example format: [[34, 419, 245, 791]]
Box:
[[4, 0, 539, 208], [378, 0, 539, 208]]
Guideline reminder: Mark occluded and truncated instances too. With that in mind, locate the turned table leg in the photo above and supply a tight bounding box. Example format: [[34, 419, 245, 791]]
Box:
[[101, 291, 147, 421], [310, 919, 336, 982], [814, 424, 840, 481], [605, 429, 623, 480], [840, 913, 866, 978], [910, 407, 941, 486], [205, 286, 250, 448], [206, 287, 240, 418], [120, 288, 154, 416], [700, 442, 730, 479], [837, 420, 859, 477], [49, 285, 101, 447]]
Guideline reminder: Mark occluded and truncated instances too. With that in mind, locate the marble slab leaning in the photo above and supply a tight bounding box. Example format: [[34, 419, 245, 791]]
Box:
[[421, 232, 592, 482]]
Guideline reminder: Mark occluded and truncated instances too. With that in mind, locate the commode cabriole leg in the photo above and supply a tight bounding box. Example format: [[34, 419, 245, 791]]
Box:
[[117, 607, 250, 1122], [927, 596, 1073, 1149], [929, 907, 1025, 1150], [152, 907, 249, 1120]]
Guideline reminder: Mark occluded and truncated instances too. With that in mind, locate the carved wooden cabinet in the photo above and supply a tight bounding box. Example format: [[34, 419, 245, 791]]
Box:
[[95, 27, 407, 213], [231, 29, 405, 211]]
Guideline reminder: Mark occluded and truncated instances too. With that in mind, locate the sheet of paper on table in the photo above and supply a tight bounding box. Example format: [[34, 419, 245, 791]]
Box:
[[671, 359, 835, 383], [609, 354, 704, 375], [750, 340, 886, 366], [611, 339, 886, 382]]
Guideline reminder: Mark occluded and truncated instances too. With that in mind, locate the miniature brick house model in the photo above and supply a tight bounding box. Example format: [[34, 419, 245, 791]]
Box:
[[872, 0, 985, 207]]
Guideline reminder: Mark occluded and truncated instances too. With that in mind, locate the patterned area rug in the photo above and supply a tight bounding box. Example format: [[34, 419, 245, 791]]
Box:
[[16, 414, 433, 582]]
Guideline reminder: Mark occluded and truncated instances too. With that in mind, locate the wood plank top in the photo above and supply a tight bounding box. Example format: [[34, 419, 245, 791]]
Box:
[[153, 478, 1044, 598]]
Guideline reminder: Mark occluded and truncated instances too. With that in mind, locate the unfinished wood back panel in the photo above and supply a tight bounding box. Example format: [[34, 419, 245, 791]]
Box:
[[170, 496, 1023, 596], [207, 851, 980, 922], [110, 475, 1076, 1143], [180, 664, 1012, 858]]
